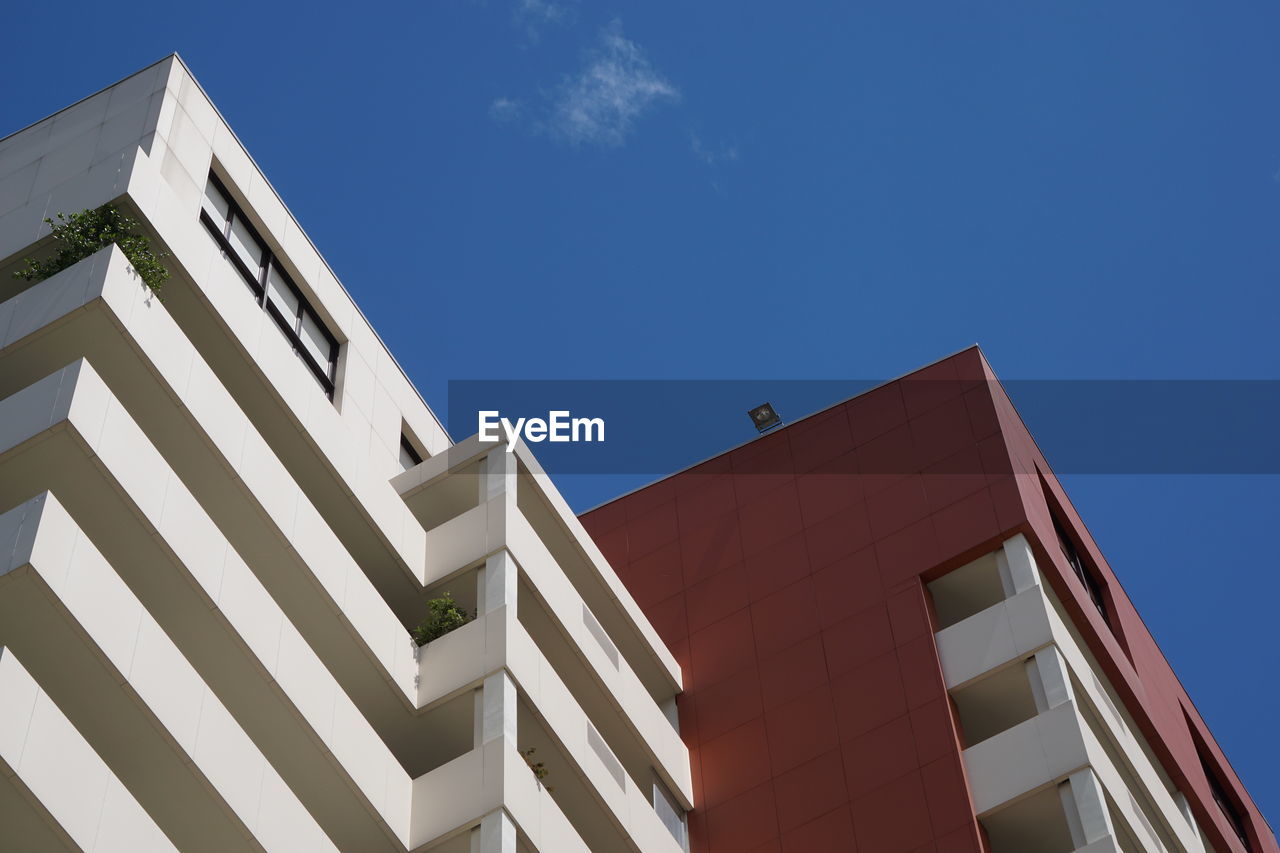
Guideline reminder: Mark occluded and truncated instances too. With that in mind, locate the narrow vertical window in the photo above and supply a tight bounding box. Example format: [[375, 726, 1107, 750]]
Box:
[[653, 774, 688, 851], [227, 214, 265, 275], [201, 179, 231, 227], [265, 265, 301, 321], [1202, 756, 1252, 852], [399, 434, 423, 472], [1051, 513, 1109, 626]]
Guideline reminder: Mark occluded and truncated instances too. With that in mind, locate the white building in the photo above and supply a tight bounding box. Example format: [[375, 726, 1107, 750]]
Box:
[[0, 55, 692, 853]]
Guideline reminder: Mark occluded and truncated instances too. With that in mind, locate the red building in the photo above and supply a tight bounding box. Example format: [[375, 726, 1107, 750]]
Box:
[[581, 347, 1274, 853]]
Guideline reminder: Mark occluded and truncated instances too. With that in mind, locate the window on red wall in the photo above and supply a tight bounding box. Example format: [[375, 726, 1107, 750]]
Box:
[[1182, 704, 1256, 851], [1199, 752, 1252, 852], [1051, 513, 1109, 626], [1036, 469, 1112, 629]]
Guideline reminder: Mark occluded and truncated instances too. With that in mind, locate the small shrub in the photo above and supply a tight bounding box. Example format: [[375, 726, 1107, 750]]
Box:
[[520, 747, 552, 791], [13, 205, 170, 296], [410, 593, 473, 646]]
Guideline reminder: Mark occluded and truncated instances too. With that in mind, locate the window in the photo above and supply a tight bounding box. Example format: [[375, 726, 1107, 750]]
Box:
[[653, 775, 688, 850], [1202, 755, 1252, 852], [200, 174, 339, 397], [398, 434, 423, 472], [1051, 512, 1109, 626]]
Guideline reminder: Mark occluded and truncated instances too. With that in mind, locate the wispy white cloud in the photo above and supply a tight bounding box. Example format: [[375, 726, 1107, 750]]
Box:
[[690, 132, 739, 166], [512, 0, 574, 42], [489, 97, 522, 123], [543, 20, 680, 147]]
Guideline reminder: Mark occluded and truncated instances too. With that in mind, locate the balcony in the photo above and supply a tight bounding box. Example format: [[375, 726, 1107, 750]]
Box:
[[0, 246, 693, 853], [395, 437, 693, 851], [929, 536, 1211, 853], [397, 437, 692, 809], [406, 619, 684, 853]]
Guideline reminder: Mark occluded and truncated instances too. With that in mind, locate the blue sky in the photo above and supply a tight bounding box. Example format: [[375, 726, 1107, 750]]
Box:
[[3, 0, 1278, 824]]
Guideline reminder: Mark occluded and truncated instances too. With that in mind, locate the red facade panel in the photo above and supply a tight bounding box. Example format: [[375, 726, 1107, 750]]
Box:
[[581, 347, 1276, 853]]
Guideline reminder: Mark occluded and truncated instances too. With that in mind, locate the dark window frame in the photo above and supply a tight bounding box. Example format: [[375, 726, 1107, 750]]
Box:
[[1201, 754, 1253, 851], [1051, 513, 1110, 626], [399, 434, 423, 471], [199, 173, 339, 397]]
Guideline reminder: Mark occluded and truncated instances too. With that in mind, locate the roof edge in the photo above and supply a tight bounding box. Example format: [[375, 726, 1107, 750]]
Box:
[[0, 53, 179, 146], [578, 343, 988, 517]]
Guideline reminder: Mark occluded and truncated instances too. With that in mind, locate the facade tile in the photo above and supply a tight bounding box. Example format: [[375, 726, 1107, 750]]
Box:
[[700, 719, 773, 808], [628, 499, 680, 559], [764, 684, 839, 776], [855, 422, 917, 479], [921, 755, 974, 836], [847, 382, 908, 447], [625, 539, 685, 608], [908, 698, 957, 766], [831, 652, 908, 741], [812, 547, 883, 629], [822, 603, 896, 678], [743, 533, 812, 603], [841, 715, 919, 799], [875, 517, 943, 588], [694, 668, 764, 743], [787, 409, 854, 475], [750, 577, 820, 659], [796, 471, 860, 526], [689, 609, 758, 690], [738, 482, 805, 556], [868, 475, 932, 539], [705, 782, 779, 853], [849, 771, 935, 853], [773, 749, 848, 832], [687, 566, 750, 634], [897, 635, 946, 710], [804, 503, 874, 572], [886, 582, 931, 644], [780, 806, 857, 853], [681, 515, 746, 585], [758, 633, 829, 712]]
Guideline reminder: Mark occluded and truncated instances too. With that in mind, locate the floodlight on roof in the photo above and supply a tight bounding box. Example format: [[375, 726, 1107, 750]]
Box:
[[747, 402, 782, 433]]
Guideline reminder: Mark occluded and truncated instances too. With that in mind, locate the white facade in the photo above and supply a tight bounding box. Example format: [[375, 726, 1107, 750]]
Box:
[[0, 56, 690, 853]]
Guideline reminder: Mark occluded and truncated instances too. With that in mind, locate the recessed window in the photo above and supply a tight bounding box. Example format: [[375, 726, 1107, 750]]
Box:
[[398, 433, 423, 472], [200, 174, 339, 397], [1184, 706, 1254, 851], [1202, 755, 1252, 851], [652, 774, 688, 851], [1051, 513, 1109, 626]]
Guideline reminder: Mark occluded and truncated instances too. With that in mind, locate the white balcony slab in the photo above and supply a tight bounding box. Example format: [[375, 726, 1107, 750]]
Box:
[[0, 351, 689, 853], [0, 493, 336, 853], [936, 581, 1054, 690], [408, 740, 592, 853], [0, 57, 696, 853], [0, 647, 177, 853], [0, 364, 409, 850], [411, 487, 691, 805], [0, 247, 419, 703], [395, 433, 680, 694], [941, 542, 1208, 853], [965, 701, 1089, 816]]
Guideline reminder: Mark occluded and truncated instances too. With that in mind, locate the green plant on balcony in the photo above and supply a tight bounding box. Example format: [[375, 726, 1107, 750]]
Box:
[[12, 205, 170, 296], [410, 593, 473, 646], [520, 747, 553, 791]]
